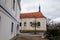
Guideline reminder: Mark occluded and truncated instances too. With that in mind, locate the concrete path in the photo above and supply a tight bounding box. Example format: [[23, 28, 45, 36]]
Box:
[[16, 36, 48, 40], [10, 33, 48, 40]]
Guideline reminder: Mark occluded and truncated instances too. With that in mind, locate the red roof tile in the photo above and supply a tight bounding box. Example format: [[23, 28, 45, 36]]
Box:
[[20, 12, 45, 18]]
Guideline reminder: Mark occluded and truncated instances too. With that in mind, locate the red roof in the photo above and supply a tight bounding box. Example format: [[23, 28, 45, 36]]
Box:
[[20, 12, 45, 18]]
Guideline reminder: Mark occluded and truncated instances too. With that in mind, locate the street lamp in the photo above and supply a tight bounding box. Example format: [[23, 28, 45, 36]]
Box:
[[32, 18, 37, 34]]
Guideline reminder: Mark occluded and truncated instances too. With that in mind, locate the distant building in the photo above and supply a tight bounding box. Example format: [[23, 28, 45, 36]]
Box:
[[20, 5, 46, 38], [0, 0, 21, 40]]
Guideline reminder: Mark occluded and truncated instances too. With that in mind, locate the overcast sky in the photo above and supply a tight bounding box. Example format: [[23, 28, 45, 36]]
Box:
[[21, 0, 60, 19]]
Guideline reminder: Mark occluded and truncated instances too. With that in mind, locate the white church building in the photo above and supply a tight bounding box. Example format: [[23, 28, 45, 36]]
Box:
[[20, 6, 46, 37], [0, 0, 21, 40]]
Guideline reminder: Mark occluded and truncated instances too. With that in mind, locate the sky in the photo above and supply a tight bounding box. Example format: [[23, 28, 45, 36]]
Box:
[[21, 0, 60, 19]]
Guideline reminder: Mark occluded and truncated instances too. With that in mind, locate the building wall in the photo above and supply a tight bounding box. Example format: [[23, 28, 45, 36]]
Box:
[[21, 18, 46, 31], [0, 11, 15, 40], [0, 16, 1, 27], [0, 0, 20, 22], [0, 0, 20, 40]]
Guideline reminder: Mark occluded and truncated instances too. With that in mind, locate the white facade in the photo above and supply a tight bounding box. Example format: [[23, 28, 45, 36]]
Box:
[[20, 18, 46, 38], [21, 18, 46, 31], [0, 0, 21, 40]]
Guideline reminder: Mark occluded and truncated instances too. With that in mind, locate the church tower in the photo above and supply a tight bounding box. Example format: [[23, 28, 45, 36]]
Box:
[[39, 5, 40, 12]]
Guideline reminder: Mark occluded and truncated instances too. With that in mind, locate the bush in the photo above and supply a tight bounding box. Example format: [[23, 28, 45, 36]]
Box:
[[46, 29, 60, 40]]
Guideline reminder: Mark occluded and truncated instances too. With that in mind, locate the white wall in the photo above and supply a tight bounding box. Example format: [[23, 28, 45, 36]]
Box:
[[15, 0, 20, 22], [21, 18, 46, 31], [0, 0, 20, 40], [0, 11, 17, 40], [0, 0, 20, 22], [0, 0, 20, 39], [0, 16, 1, 27]]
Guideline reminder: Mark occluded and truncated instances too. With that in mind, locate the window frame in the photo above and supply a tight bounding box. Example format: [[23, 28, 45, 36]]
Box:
[[11, 22, 14, 34], [17, 24, 19, 31], [24, 22, 26, 26], [30, 22, 32, 26], [20, 22, 21, 26], [37, 22, 40, 26], [13, 0, 15, 10], [30, 22, 40, 28], [30, 22, 35, 27]]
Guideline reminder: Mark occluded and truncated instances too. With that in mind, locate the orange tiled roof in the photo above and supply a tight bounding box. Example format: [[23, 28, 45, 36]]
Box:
[[20, 12, 45, 18]]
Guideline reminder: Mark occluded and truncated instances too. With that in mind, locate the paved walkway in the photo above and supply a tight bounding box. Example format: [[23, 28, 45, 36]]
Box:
[[10, 33, 48, 40], [11, 36, 48, 40]]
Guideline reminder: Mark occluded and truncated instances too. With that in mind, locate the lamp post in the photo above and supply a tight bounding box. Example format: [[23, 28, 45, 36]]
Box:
[[35, 18, 37, 34], [32, 18, 37, 34]]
